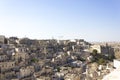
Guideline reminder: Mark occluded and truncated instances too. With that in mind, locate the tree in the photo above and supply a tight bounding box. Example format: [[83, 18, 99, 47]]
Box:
[[57, 67, 60, 72], [97, 58, 106, 65], [31, 58, 39, 63], [92, 49, 98, 56]]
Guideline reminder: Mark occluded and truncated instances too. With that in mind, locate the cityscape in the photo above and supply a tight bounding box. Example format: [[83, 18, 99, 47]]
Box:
[[0, 0, 120, 80], [0, 35, 120, 80]]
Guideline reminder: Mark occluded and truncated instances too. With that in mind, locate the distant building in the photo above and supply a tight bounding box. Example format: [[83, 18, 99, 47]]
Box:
[[8, 37, 19, 44], [20, 66, 34, 78], [90, 45, 102, 53], [0, 61, 15, 72], [0, 35, 6, 44], [90, 44, 113, 55]]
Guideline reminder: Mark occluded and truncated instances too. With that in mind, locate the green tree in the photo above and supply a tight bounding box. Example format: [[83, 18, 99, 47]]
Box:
[[31, 58, 39, 63], [57, 67, 60, 72], [97, 58, 106, 65], [92, 49, 98, 56]]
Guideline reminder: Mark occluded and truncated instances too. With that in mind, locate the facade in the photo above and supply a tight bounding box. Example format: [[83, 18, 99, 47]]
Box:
[[0, 35, 5, 44], [90, 45, 102, 53], [20, 66, 34, 78], [64, 73, 81, 80], [90, 44, 113, 55], [114, 59, 120, 69], [0, 61, 15, 72]]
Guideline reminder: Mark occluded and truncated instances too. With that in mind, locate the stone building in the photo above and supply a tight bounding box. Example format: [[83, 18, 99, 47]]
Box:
[[19, 66, 34, 78], [90, 44, 114, 56], [0, 35, 5, 44], [0, 61, 15, 72]]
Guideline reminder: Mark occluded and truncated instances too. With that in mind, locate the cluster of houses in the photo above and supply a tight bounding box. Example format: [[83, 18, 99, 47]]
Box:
[[0, 35, 119, 80]]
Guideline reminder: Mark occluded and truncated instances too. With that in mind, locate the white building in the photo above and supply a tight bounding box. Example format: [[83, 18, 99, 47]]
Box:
[[113, 59, 120, 69], [103, 59, 120, 80], [103, 69, 120, 80]]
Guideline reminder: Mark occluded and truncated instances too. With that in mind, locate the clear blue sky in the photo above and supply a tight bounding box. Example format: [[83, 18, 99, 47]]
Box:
[[0, 0, 120, 41]]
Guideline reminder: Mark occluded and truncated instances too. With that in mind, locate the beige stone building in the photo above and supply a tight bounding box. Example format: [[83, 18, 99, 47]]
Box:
[[0, 61, 15, 72], [90, 45, 102, 53], [20, 66, 34, 78], [90, 44, 112, 55], [64, 73, 81, 80]]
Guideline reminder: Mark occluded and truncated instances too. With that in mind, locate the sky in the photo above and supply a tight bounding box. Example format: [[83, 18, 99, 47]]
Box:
[[0, 0, 120, 42]]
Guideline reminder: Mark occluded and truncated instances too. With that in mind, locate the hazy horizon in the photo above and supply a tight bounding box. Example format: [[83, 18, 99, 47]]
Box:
[[0, 0, 120, 42]]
